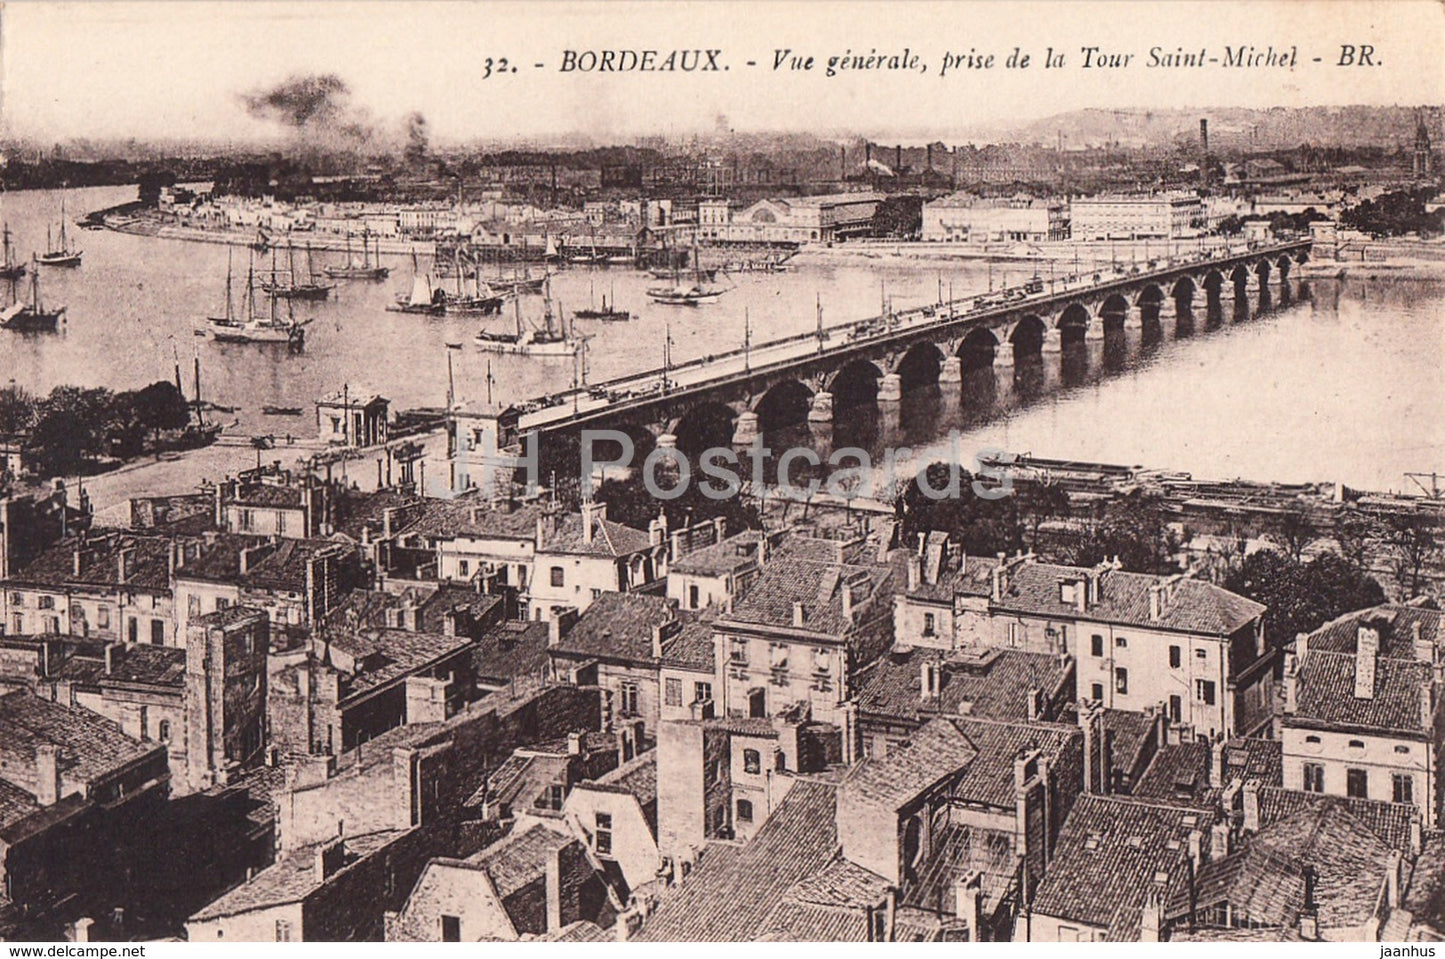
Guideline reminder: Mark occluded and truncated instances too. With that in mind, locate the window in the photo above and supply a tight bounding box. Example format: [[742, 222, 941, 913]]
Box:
[[769, 643, 788, 669], [538, 783, 565, 811], [440, 915, 461, 942], [737, 799, 754, 823], [923, 613, 936, 637], [1305, 735, 1322, 744], [1169, 645, 1181, 669], [1091, 635, 1104, 657], [276, 512, 288, 536], [1396, 745, 1412, 755], [1195, 648, 1208, 660], [694, 681, 712, 704], [1394, 774, 1415, 805], [1347, 768, 1368, 799], [689, 585, 700, 609], [151, 620, 165, 645], [550, 566, 565, 587], [730, 640, 748, 665], [1114, 667, 1128, 695], [1115, 636, 1127, 648], [10, 614, 21, 635], [237, 509, 254, 532], [665, 678, 683, 707], [1168, 695, 1182, 723], [97, 606, 110, 629], [1348, 739, 1366, 750], [595, 812, 613, 855], [458, 560, 470, 578], [127, 618, 138, 643], [8, 592, 21, 607], [275, 920, 292, 942], [705, 759, 721, 785], [188, 595, 201, 617], [38, 596, 54, 610], [1091, 683, 1104, 702], [618, 681, 639, 717], [216, 597, 230, 610], [158, 720, 172, 742], [1195, 679, 1216, 706], [1303, 762, 1325, 793], [743, 749, 761, 774], [1007, 622, 1022, 647]]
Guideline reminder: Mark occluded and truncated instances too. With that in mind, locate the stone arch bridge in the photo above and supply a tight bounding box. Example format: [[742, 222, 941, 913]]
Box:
[[507, 240, 1309, 456]]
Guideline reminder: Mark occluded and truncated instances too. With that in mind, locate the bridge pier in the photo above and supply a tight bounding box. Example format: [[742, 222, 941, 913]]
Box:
[[877, 373, 903, 403], [731, 412, 760, 446], [807, 391, 835, 424], [1042, 329, 1063, 354], [939, 357, 963, 385], [993, 347, 1015, 369], [1084, 322, 1105, 341], [1123, 311, 1144, 330]]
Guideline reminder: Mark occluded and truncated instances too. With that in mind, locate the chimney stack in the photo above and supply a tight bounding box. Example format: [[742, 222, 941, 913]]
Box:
[[1209, 738, 1227, 788], [651, 623, 666, 659], [921, 659, 942, 701], [35, 744, 62, 806], [1413, 620, 1433, 664], [104, 643, 117, 674], [1355, 625, 1379, 699], [954, 870, 982, 940], [1241, 780, 1260, 833], [792, 601, 806, 628], [567, 731, 584, 756], [907, 554, 922, 591], [842, 585, 856, 626]]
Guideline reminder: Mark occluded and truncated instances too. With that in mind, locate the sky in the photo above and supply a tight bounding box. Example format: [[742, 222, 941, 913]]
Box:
[[2, 0, 1442, 146]]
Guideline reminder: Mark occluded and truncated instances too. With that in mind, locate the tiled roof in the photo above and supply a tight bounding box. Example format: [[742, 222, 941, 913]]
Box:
[[855, 646, 1070, 725], [1256, 786, 1416, 853], [840, 718, 978, 813], [539, 513, 654, 560], [0, 777, 40, 832], [468, 822, 573, 899], [7, 533, 173, 593], [470, 621, 551, 686], [544, 920, 610, 941], [329, 487, 423, 541], [400, 498, 542, 542], [660, 622, 715, 673], [1031, 795, 1215, 937], [637, 779, 841, 941], [1306, 605, 1442, 659], [996, 562, 1265, 636], [189, 829, 404, 920], [670, 532, 761, 576], [1169, 844, 1306, 927], [176, 534, 348, 592], [1251, 799, 1393, 930], [224, 482, 305, 510], [48, 644, 186, 690], [551, 592, 676, 665], [1134, 744, 1211, 801], [1403, 834, 1445, 932], [843, 715, 1077, 814], [753, 902, 869, 942], [1291, 650, 1431, 735], [589, 751, 657, 807], [903, 821, 1016, 916], [722, 555, 895, 639], [324, 627, 473, 701], [906, 555, 999, 603], [0, 691, 161, 799]]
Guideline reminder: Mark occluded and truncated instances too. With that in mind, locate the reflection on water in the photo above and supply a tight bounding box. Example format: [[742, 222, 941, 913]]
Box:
[[2, 186, 1443, 493]]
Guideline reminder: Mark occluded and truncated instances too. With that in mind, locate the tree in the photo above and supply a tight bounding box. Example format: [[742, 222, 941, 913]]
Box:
[[1264, 505, 1320, 562], [0, 383, 38, 437], [1383, 511, 1441, 599], [895, 462, 1023, 558], [1225, 550, 1386, 652], [1064, 490, 1179, 574], [129, 381, 191, 443], [1015, 482, 1072, 552], [1333, 508, 1377, 569]]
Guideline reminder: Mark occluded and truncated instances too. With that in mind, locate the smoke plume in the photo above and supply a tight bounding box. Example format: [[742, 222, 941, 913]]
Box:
[[240, 73, 430, 162]]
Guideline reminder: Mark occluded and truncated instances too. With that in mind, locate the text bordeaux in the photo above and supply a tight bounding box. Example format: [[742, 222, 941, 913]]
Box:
[[560, 49, 725, 72]]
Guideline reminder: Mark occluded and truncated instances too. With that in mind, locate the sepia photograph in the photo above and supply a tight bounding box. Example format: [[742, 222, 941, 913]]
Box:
[[0, 0, 1442, 945]]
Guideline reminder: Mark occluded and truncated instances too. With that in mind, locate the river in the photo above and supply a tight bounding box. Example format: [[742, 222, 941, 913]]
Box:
[[2, 184, 1442, 509]]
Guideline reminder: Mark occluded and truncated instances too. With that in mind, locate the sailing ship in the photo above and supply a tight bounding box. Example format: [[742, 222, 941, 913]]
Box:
[[475, 279, 590, 356], [323, 233, 389, 280], [0, 257, 65, 332], [573, 281, 631, 322], [442, 249, 504, 315], [646, 237, 727, 304], [261, 241, 334, 300], [0, 225, 26, 281], [205, 252, 310, 346], [178, 354, 225, 446], [35, 192, 82, 267], [387, 252, 446, 315]]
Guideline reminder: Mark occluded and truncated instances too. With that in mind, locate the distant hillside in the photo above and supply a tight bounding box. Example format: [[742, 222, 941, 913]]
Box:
[[972, 106, 1440, 152]]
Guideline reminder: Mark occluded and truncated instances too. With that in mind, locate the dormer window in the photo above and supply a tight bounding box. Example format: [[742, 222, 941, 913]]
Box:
[[1060, 582, 1077, 604]]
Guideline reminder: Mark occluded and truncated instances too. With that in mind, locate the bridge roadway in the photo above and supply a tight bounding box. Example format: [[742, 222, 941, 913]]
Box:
[[505, 239, 1311, 447]]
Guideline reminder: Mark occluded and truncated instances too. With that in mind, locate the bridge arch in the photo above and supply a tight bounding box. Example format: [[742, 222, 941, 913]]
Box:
[[1136, 284, 1165, 312], [1057, 303, 1092, 348], [1170, 276, 1196, 301], [894, 342, 946, 391], [671, 401, 738, 456], [1010, 315, 1047, 362], [1099, 294, 1130, 338], [1275, 256, 1292, 280], [1203, 270, 1225, 298], [827, 359, 884, 409], [1255, 259, 1272, 284], [753, 379, 815, 433], [957, 328, 999, 370]]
